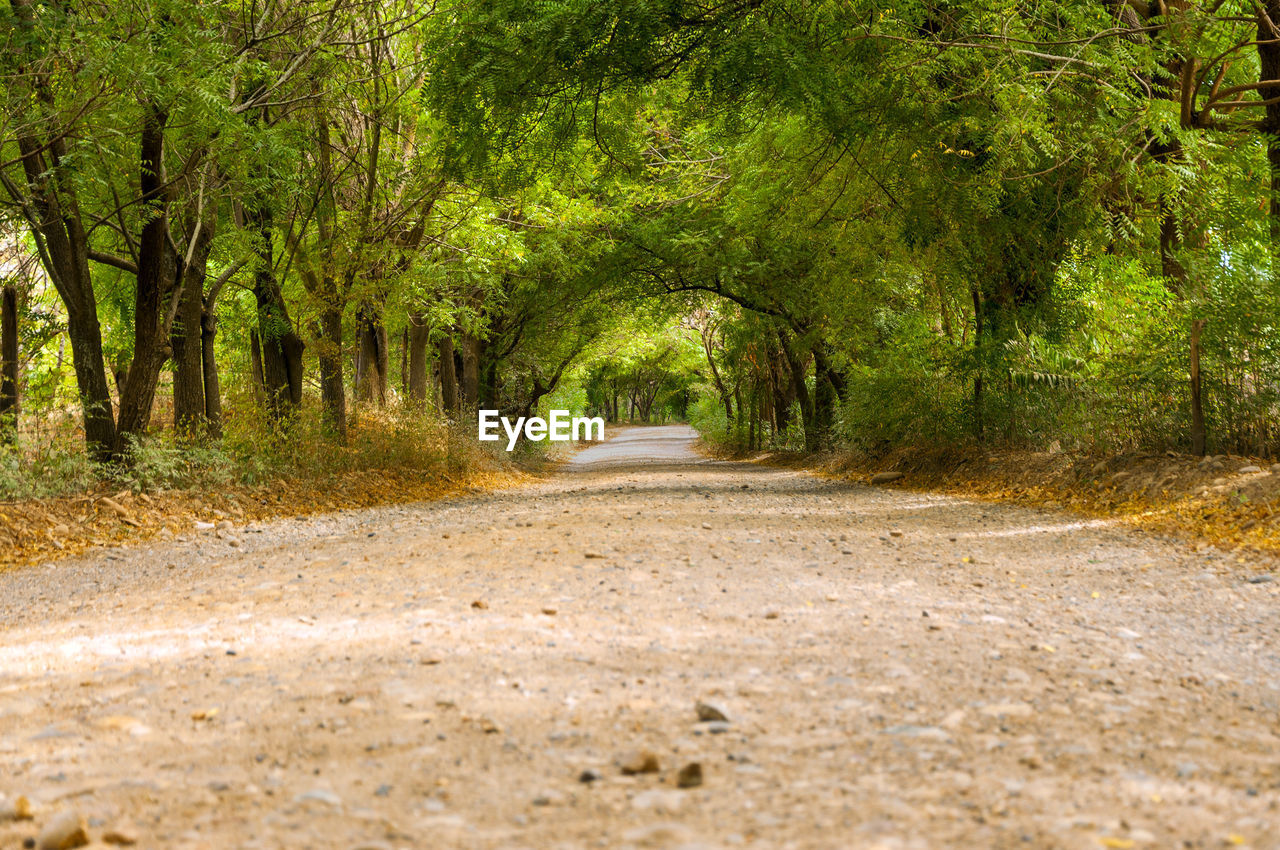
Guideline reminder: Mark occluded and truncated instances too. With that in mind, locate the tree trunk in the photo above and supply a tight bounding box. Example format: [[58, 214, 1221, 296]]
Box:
[[699, 326, 733, 421], [114, 104, 173, 456], [310, 104, 346, 442], [972, 285, 985, 443], [1190, 317, 1206, 457], [249, 206, 304, 420], [1, 285, 17, 442], [460, 331, 480, 407], [354, 305, 389, 406], [480, 354, 499, 409], [6, 0, 116, 461], [437, 335, 458, 413], [777, 329, 815, 451], [171, 217, 214, 435], [407, 312, 431, 404], [400, 327, 409, 397], [171, 266, 205, 434], [200, 305, 223, 438], [809, 339, 842, 449], [249, 329, 265, 401], [317, 297, 346, 440]]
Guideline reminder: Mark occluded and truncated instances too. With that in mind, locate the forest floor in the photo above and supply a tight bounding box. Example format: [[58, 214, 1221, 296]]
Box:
[[2, 425, 1279, 849]]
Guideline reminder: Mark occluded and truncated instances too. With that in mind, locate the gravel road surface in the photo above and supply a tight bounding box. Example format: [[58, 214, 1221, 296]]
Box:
[[2, 425, 1277, 849]]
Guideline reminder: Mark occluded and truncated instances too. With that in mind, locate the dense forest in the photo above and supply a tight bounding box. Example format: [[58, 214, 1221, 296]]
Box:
[[2, 0, 1279, 494]]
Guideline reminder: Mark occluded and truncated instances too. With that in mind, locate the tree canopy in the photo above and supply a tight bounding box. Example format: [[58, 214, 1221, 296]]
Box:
[[1, 0, 1278, 478]]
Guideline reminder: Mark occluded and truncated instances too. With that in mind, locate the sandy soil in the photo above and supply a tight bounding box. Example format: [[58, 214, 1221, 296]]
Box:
[[1, 425, 1278, 850]]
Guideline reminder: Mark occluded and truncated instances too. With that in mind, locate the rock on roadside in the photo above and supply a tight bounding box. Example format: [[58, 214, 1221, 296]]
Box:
[[37, 810, 89, 850]]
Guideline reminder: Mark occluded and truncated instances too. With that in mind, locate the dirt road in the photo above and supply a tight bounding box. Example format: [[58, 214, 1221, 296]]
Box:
[[2, 426, 1278, 849]]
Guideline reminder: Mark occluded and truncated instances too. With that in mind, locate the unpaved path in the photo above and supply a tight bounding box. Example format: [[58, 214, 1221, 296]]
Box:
[[2, 426, 1278, 850]]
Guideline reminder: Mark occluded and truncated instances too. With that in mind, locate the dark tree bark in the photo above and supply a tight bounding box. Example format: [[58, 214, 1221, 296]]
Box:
[[1, 285, 17, 442], [407, 311, 431, 403], [971, 285, 985, 443], [777, 328, 816, 451], [354, 305, 389, 406], [437, 335, 459, 413], [200, 306, 223, 438], [460, 331, 481, 407], [248, 205, 304, 419], [113, 104, 174, 456], [308, 106, 347, 442], [480, 356, 499, 410], [315, 298, 346, 438], [196, 257, 245, 440], [171, 217, 215, 435], [5, 0, 116, 460], [698, 322, 733, 422]]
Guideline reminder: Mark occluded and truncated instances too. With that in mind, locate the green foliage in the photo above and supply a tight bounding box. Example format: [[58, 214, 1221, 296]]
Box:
[[5, 0, 1280, 500], [0, 443, 96, 500], [111, 434, 238, 494]]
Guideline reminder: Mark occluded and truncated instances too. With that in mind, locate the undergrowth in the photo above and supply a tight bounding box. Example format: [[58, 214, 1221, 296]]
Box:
[[0, 402, 515, 501]]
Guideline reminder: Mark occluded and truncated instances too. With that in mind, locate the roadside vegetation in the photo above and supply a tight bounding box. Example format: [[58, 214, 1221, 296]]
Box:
[[2, 2, 1279, 556]]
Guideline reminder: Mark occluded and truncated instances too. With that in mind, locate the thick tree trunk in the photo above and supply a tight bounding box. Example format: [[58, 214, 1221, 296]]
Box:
[[407, 312, 431, 404], [114, 105, 173, 456], [437, 335, 459, 413], [1, 285, 17, 442], [171, 270, 205, 434]]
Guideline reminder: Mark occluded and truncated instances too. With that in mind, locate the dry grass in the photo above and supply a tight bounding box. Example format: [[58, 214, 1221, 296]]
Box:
[[0, 408, 534, 571]]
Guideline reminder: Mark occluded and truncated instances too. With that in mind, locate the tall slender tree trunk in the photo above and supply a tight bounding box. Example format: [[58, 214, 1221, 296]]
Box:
[[310, 105, 346, 442], [317, 298, 346, 440], [200, 306, 223, 439], [249, 329, 266, 402], [699, 326, 733, 422], [172, 218, 214, 435], [171, 269, 205, 434], [777, 329, 815, 451], [971, 285, 985, 443], [249, 205, 304, 420], [1, 285, 17, 442]]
